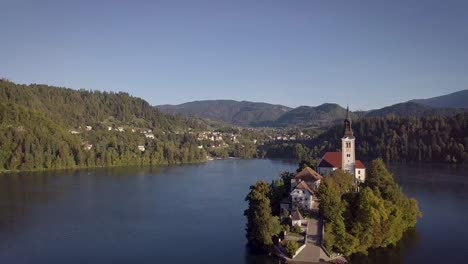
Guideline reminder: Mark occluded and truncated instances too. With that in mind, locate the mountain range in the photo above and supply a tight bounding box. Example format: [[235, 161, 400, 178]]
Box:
[[158, 90, 468, 128]]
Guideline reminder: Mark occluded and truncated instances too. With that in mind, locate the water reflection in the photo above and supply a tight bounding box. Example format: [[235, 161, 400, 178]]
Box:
[[0, 172, 63, 235], [349, 228, 420, 264]]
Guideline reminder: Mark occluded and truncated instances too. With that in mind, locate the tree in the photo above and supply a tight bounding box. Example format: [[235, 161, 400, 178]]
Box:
[[244, 181, 281, 252]]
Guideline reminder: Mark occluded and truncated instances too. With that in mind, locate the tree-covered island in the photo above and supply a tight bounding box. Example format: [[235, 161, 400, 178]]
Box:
[[319, 159, 421, 256], [244, 160, 421, 260], [245, 108, 421, 261]]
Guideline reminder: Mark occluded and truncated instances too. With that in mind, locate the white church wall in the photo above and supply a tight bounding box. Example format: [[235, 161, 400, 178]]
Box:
[[356, 169, 366, 182]]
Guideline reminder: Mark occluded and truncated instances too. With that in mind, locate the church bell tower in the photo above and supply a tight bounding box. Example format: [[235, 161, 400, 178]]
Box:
[[341, 106, 355, 174]]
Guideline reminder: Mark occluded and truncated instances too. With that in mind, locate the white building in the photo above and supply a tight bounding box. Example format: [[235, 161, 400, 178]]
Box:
[[85, 126, 92, 131], [138, 145, 145, 152], [290, 181, 315, 210], [117, 127, 124, 132], [280, 166, 323, 214], [317, 107, 366, 182], [145, 133, 155, 139]]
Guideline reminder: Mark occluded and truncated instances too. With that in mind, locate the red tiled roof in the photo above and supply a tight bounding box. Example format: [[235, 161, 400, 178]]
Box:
[[318, 152, 366, 169], [318, 152, 342, 168], [294, 167, 322, 182], [294, 181, 314, 195], [355, 160, 365, 169]]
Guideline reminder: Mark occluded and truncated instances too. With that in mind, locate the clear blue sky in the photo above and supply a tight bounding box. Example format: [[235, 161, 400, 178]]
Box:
[[1, 0, 467, 110]]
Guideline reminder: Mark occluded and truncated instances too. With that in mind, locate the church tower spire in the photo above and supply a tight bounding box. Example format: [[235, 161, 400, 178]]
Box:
[[341, 105, 356, 174], [343, 105, 354, 138]]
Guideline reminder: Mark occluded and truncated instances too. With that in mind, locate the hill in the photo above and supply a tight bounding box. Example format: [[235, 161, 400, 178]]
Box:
[[264, 103, 358, 128], [158, 100, 291, 127], [0, 80, 207, 171], [160, 99, 467, 128], [365, 101, 465, 118], [411, 90, 468, 108], [158, 101, 364, 128]]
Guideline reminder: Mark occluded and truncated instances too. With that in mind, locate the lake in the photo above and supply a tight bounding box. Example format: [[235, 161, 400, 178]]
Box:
[[0, 160, 467, 264]]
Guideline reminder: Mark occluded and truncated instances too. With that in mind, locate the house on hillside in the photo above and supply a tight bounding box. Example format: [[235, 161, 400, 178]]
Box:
[[317, 107, 366, 182]]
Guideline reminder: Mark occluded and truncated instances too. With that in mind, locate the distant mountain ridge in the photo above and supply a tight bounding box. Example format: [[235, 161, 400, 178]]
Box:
[[365, 101, 465, 118], [158, 90, 468, 128], [259, 103, 359, 128], [158, 100, 291, 127], [411, 90, 468, 108]]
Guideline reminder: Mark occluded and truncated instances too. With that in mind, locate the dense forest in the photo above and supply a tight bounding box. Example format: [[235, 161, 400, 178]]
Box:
[[318, 113, 468, 164], [261, 113, 468, 164], [0, 80, 207, 171]]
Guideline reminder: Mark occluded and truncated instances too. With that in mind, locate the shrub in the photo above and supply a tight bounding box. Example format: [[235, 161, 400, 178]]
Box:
[[283, 240, 299, 258], [292, 224, 302, 233]]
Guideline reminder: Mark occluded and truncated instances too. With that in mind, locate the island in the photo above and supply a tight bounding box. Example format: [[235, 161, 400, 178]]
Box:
[[245, 111, 421, 263]]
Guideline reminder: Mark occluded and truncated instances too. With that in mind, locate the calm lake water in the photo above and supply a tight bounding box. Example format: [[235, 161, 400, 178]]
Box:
[[0, 160, 467, 264]]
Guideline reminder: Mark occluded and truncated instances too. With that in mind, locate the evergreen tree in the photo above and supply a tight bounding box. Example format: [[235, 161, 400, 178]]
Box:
[[244, 181, 281, 252]]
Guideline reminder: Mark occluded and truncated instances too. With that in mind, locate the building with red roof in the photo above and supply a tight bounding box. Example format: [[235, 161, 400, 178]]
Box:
[[317, 107, 366, 182]]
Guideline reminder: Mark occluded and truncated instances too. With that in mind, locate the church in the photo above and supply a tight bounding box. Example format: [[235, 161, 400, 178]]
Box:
[[317, 107, 366, 182]]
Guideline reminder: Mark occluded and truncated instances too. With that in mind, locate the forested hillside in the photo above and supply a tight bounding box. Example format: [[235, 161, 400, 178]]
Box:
[[365, 102, 464, 118], [317, 113, 468, 163], [158, 100, 291, 127], [265, 103, 361, 127], [412, 89, 468, 108], [0, 80, 207, 171], [261, 113, 468, 164]]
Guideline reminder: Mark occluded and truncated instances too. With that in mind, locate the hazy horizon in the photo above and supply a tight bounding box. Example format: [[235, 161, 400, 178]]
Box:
[[2, 0, 468, 110]]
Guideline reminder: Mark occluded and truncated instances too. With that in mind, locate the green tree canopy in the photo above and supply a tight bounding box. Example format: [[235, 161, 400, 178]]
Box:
[[244, 180, 281, 252]]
